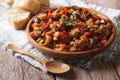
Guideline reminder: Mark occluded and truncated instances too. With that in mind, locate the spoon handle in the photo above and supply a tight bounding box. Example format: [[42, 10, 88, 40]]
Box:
[[8, 44, 47, 65]]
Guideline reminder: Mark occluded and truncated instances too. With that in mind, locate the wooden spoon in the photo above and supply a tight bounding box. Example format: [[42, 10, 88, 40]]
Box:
[[8, 44, 70, 74]]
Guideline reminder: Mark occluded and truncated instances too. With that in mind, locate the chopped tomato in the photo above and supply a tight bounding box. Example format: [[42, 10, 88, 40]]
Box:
[[48, 9, 54, 18], [29, 32, 36, 39], [53, 31, 69, 43], [52, 13, 59, 20], [82, 8, 88, 14], [56, 21, 66, 28], [53, 32, 61, 40], [61, 35, 69, 43], [79, 21, 85, 26], [84, 32, 90, 37], [61, 31, 69, 36], [93, 15, 101, 21], [60, 31, 69, 43], [42, 22, 50, 28], [64, 8, 68, 13], [48, 13, 52, 18], [31, 24, 35, 29], [49, 9, 54, 13], [60, 7, 68, 15], [84, 32, 93, 38], [105, 19, 111, 23]]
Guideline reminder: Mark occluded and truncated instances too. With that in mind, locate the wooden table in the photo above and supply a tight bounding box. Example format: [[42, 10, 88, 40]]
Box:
[[0, 0, 120, 80]]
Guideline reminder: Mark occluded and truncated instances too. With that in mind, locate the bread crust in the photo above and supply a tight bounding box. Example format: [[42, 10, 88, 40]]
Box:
[[6, 0, 14, 5], [7, 9, 31, 30], [12, 0, 41, 14]]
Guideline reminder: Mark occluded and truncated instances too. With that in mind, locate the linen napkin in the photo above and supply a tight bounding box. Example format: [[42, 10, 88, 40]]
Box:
[[0, 0, 120, 73]]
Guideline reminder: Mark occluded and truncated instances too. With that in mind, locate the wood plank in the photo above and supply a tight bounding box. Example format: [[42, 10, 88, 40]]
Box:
[[0, 47, 54, 80], [56, 59, 120, 80], [21, 61, 54, 80], [83, 0, 120, 9], [88, 59, 120, 80], [56, 66, 91, 80]]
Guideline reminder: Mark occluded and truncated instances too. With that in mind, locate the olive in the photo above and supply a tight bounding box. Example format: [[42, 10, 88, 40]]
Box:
[[86, 13, 93, 20], [90, 38, 99, 44], [66, 13, 71, 17], [79, 8, 82, 11], [64, 25, 73, 31], [76, 14, 81, 19]]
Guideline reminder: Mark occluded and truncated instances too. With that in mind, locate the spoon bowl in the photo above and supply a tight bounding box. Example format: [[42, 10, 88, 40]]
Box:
[[46, 61, 70, 74], [8, 43, 70, 74]]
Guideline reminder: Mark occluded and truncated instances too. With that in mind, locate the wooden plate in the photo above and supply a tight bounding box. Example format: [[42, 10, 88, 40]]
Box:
[[26, 6, 116, 60]]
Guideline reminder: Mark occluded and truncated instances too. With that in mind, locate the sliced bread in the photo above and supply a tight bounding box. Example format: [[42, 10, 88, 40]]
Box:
[[12, 0, 41, 14], [38, 0, 50, 6], [38, 0, 50, 11], [7, 8, 31, 30]]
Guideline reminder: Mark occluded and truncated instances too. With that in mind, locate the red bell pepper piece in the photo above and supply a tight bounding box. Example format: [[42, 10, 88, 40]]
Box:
[[79, 21, 85, 26], [82, 8, 88, 14], [105, 19, 111, 23], [29, 32, 36, 39], [48, 9, 54, 18], [42, 22, 50, 28], [60, 31, 69, 43], [56, 21, 66, 28], [31, 24, 35, 29], [60, 7, 68, 15], [93, 15, 101, 21]]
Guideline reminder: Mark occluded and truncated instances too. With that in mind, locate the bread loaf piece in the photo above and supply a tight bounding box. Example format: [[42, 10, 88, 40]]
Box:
[[7, 8, 31, 30], [38, 0, 50, 12], [38, 0, 50, 6], [12, 0, 41, 14], [39, 5, 50, 12], [6, 0, 14, 5]]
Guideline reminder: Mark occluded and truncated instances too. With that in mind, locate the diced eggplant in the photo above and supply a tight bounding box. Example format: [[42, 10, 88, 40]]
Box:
[[64, 25, 73, 31], [76, 14, 81, 19], [54, 25, 60, 31], [78, 8, 82, 11], [90, 38, 99, 44], [86, 13, 93, 20], [66, 13, 71, 17]]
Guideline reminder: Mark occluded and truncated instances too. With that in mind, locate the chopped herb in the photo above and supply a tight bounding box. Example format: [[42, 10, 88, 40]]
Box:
[[60, 19, 76, 25]]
